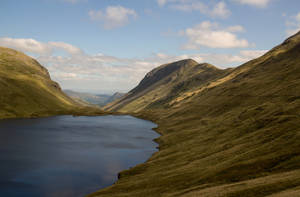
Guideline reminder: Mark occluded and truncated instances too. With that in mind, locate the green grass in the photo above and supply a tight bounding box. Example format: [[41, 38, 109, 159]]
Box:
[[92, 32, 300, 196]]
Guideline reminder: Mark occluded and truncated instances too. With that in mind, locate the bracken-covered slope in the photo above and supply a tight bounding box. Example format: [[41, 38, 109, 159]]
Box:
[[94, 32, 300, 196], [0, 47, 80, 119]]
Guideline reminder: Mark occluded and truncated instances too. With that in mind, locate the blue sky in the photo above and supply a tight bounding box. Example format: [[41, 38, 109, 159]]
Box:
[[0, 0, 300, 93]]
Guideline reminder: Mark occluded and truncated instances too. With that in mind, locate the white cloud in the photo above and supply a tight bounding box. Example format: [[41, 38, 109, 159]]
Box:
[[232, 0, 271, 8], [0, 37, 52, 55], [146, 49, 267, 68], [192, 50, 266, 67], [0, 37, 82, 57], [158, 0, 231, 19], [0, 37, 266, 93], [211, 2, 231, 18], [89, 6, 137, 29], [239, 50, 267, 59], [180, 21, 249, 49], [48, 42, 83, 55], [157, 0, 168, 7], [286, 12, 300, 37]]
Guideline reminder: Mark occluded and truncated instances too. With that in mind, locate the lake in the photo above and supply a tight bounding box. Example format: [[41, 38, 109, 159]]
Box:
[[0, 115, 159, 197]]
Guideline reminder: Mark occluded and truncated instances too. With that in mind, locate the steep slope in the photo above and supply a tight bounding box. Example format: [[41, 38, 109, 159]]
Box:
[[93, 32, 300, 196], [0, 47, 80, 119], [104, 59, 229, 112]]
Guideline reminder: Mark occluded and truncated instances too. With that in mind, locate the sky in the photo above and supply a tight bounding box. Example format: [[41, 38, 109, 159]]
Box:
[[0, 0, 300, 94]]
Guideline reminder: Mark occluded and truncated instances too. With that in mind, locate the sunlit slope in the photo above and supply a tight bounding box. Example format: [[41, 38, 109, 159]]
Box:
[[0, 47, 78, 119], [93, 32, 300, 196], [104, 59, 229, 112]]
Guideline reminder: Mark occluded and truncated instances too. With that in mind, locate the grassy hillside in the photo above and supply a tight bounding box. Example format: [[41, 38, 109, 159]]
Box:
[[0, 47, 101, 119], [92, 32, 300, 196], [104, 59, 230, 112]]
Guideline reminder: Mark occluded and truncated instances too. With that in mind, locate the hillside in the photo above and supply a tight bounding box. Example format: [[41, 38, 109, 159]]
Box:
[[0, 47, 88, 119], [93, 32, 300, 196], [104, 59, 229, 112]]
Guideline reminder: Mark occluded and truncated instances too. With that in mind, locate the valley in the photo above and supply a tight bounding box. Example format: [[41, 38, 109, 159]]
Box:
[[91, 32, 300, 197], [0, 26, 300, 197]]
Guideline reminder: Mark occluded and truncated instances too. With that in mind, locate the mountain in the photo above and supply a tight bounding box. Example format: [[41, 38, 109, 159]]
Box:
[[64, 90, 111, 106], [104, 59, 230, 112], [105, 92, 125, 104], [0, 47, 93, 119], [94, 32, 300, 196], [64, 90, 125, 106]]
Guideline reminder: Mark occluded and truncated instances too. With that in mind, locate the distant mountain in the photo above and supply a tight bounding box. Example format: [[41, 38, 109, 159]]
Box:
[[105, 92, 125, 104], [0, 47, 79, 119], [96, 32, 300, 196], [64, 90, 124, 106], [64, 90, 110, 106]]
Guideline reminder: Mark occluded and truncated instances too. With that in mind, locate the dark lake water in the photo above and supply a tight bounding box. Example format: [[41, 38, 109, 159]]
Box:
[[0, 115, 159, 197]]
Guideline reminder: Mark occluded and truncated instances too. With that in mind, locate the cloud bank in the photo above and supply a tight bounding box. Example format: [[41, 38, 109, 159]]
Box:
[[180, 21, 249, 49], [0, 37, 266, 93]]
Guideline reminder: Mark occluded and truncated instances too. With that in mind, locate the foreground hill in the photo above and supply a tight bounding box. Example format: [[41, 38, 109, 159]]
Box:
[[0, 47, 101, 119], [94, 32, 300, 196]]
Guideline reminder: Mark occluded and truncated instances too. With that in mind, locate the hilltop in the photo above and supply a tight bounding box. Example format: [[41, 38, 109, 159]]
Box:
[[93, 32, 300, 196], [104, 59, 229, 112], [0, 47, 104, 119]]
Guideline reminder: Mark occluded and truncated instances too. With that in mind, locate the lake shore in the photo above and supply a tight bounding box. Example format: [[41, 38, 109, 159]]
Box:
[[88, 107, 300, 197]]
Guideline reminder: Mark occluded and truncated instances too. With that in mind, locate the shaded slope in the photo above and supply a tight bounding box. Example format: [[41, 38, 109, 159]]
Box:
[[0, 47, 79, 119], [92, 32, 300, 196]]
